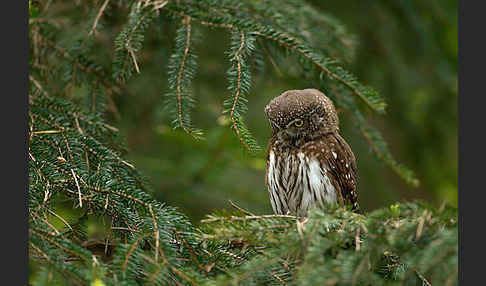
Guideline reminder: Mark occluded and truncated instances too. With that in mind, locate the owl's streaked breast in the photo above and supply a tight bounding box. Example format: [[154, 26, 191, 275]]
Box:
[[267, 149, 337, 216]]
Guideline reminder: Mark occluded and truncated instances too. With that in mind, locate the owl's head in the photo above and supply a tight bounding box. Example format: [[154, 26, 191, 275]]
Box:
[[264, 89, 339, 144]]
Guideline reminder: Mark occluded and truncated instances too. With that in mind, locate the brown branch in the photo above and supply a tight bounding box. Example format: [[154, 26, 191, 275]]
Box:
[[173, 228, 209, 278], [88, 0, 110, 37], [414, 268, 432, 286], [122, 233, 152, 272], [148, 205, 160, 262], [230, 30, 251, 152], [229, 199, 255, 216], [175, 16, 198, 137], [164, 8, 233, 29], [29, 75, 48, 96], [70, 168, 83, 208], [47, 209, 73, 231], [201, 214, 297, 223], [31, 211, 60, 235], [32, 129, 64, 135], [129, 49, 141, 74]]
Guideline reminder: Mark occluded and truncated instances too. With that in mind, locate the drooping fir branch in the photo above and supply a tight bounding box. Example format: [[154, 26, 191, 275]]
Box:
[[204, 0, 357, 62], [165, 16, 204, 139], [164, 1, 386, 114], [224, 30, 261, 152], [113, 2, 167, 83]]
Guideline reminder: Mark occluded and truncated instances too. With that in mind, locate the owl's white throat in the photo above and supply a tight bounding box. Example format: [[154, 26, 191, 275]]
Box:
[[267, 150, 337, 216]]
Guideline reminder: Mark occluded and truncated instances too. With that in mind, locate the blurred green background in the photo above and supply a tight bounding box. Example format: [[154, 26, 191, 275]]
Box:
[[102, 0, 458, 222]]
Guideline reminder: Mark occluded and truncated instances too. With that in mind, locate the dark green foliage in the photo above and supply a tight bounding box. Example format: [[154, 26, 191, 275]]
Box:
[[29, 0, 456, 285], [200, 202, 457, 285]]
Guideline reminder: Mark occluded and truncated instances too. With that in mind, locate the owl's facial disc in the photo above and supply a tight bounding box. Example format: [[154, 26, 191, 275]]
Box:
[[276, 118, 305, 142]]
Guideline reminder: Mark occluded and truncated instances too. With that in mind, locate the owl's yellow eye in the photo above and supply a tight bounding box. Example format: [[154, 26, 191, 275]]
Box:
[[294, 119, 304, 127]]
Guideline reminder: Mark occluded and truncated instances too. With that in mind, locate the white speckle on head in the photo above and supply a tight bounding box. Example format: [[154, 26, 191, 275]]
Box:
[[345, 163, 349, 168], [332, 151, 337, 159]]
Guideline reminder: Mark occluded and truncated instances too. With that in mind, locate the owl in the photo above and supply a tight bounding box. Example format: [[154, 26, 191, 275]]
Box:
[[264, 89, 359, 217]]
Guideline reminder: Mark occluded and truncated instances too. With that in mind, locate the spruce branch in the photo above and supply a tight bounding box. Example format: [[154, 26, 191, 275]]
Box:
[[164, 3, 386, 114], [224, 29, 261, 152], [165, 16, 204, 139]]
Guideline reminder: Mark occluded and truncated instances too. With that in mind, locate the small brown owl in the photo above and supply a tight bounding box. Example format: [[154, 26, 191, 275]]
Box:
[[264, 89, 359, 217]]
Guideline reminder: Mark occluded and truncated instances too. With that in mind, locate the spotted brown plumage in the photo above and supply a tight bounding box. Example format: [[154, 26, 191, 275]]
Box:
[[264, 89, 359, 216]]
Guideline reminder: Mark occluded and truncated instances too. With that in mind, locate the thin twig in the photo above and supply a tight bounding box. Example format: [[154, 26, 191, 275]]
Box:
[[129, 49, 141, 73], [229, 200, 255, 216], [88, 0, 110, 37], [148, 205, 160, 262], [414, 269, 432, 286], [74, 114, 84, 135], [71, 169, 83, 208], [47, 209, 73, 231], [29, 75, 48, 96], [31, 212, 60, 235], [355, 227, 361, 251], [415, 211, 427, 240], [122, 233, 152, 272], [32, 129, 64, 135], [201, 214, 297, 223]]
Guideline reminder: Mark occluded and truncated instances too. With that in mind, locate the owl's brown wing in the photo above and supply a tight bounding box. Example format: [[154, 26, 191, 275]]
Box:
[[319, 133, 359, 211]]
